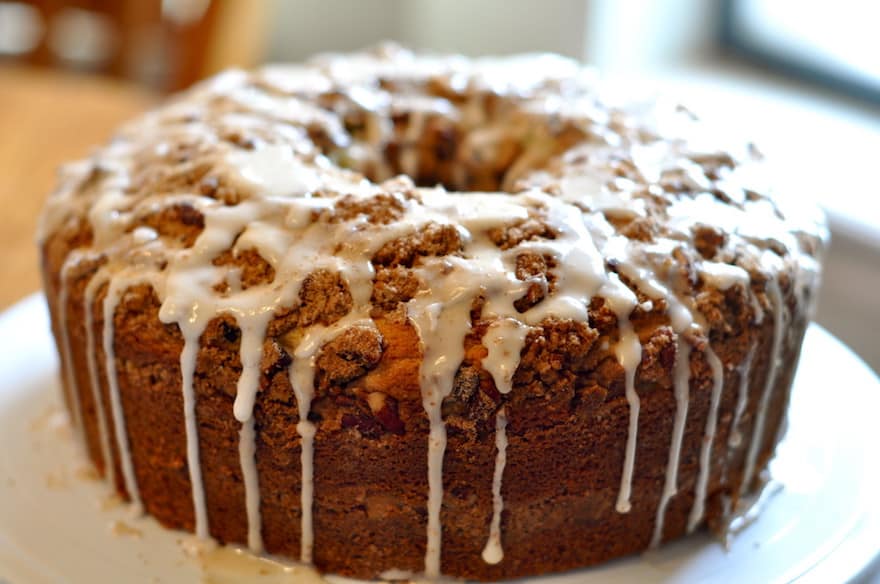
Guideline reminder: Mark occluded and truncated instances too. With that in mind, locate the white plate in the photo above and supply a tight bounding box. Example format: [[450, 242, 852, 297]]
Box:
[[0, 293, 878, 584]]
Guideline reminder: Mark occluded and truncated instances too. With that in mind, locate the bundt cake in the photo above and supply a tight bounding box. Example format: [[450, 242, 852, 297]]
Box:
[[38, 45, 826, 581]]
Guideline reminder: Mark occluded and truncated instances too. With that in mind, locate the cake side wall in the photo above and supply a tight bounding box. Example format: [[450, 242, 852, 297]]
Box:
[[42, 221, 804, 580]]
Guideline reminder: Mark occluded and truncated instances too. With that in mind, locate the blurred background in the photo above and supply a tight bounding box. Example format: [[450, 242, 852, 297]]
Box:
[[1, 0, 878, 372]]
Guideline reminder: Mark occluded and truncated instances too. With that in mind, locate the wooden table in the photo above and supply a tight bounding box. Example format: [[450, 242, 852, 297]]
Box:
[[0, 66, 155, 309]]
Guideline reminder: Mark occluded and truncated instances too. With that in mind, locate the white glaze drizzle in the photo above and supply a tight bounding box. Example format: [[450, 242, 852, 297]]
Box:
[[75, 227, 161, 492], [296, 412, 316, 564], [616, 253, 733, 537], [290, 316, 377, 564], [740, 273, 785, 496], [482, 407, 509, 565], [157, 199, 274, 552], [599, 244, 693, 517], [636, 275, 699, 545], [728, 343, 757, 448], [650, 338, 692, 547], [688, 347, 725, 532], [288, 334, 321, 566], [481, 318, 529, 395], [237, 318, 274, 554], [479, 319, 527, 565], [409, 266, 475, 579], [611, 288, 641, 515], [239, 416, 262, 551], [179, 327, 209, 538], [698, 261, 750, 291], [412, 190, 614, 574], [103, 271, 158, 514], [83, 269, 116, 489]]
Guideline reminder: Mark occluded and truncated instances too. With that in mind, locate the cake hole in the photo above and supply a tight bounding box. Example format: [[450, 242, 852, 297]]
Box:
[[318, 94, 588, 193]]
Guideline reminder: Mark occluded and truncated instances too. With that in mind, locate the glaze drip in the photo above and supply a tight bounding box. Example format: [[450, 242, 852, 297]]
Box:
[[289, 316, 377, 563], [729, 343, 757, 448], [607, 278, 641, 515], [83, 269, 117, 490], [650, 338, 691, 548], [482, 408, 509, 565], [179, 329, 209, 538], [688, 348, 725, 532], [102, 272, 158, 513]]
